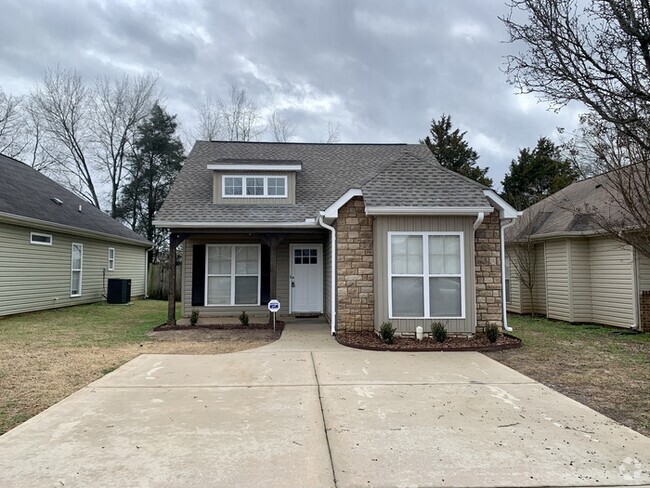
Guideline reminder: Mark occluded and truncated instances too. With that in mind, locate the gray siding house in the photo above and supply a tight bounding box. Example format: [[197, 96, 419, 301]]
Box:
[[505, 172, 650, 330], [0, 154, 151, 316], [154, 141, 518, 335]]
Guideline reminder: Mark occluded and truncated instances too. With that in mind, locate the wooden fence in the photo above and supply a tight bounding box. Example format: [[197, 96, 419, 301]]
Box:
[[147, 263, 182, 300]]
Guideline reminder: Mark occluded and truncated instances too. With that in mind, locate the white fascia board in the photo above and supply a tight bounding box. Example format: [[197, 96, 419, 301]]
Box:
[[321, 189, 363, 219], [0, 211, 151, 247], [483, 190, 520, 219], [365, 206, 495, 216], [153, 220, 319, 229], [207, 164, 302, 171]]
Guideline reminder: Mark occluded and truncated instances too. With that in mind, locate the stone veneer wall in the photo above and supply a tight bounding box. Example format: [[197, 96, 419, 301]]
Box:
[[474, 210, 503, 331], [640, 291, 650, 332], [336, 197, 374, 333]]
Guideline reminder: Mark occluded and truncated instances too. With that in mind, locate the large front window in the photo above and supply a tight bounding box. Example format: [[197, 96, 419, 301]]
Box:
[[205, 245, 260, 306], [389, 232, 464, 318]]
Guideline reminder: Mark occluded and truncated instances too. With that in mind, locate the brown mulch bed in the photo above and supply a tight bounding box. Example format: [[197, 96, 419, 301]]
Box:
[[153, 321, 284, 332], [336, 331, 521, 352]]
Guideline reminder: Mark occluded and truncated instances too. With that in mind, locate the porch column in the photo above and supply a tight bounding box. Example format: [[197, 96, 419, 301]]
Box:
[[167, 232, 187, 326], [261, 234, 286, 324]]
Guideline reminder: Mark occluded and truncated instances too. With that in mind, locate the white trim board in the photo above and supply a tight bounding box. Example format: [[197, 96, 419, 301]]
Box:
[[367, 206, 494, 216], [208, 163, 302, 171]]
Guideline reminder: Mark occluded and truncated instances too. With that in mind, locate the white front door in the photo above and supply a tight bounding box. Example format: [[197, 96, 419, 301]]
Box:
[[290, 244, 323, 313]]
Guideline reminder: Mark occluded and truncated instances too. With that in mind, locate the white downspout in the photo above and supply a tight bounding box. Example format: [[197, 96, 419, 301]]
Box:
[[472, 212, 485, 333], [318, 214, 337, 335], [501, 219, 517, 332]]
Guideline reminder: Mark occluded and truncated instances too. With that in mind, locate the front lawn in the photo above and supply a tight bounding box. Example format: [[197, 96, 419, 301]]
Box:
[[0, 300, 278, 435], [486, 314, 650, 436]]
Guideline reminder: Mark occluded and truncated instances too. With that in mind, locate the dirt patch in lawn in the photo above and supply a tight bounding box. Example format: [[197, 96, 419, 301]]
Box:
[[486, 316, 650, 437], [337, 332, 521, 351], [0, 328, 279, 435]]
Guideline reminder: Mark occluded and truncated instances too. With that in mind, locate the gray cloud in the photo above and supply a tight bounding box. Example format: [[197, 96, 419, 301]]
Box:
[[0, 0, 583, 188]]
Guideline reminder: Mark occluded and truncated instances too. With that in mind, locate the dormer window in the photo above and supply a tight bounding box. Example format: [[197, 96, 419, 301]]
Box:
[[222, 175, 288, 198]]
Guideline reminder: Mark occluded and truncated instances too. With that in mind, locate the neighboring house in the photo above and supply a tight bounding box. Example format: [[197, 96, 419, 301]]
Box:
[[154, 141, 518, 335], [0, 154, 151, 316], [505, 172, 650, 330]]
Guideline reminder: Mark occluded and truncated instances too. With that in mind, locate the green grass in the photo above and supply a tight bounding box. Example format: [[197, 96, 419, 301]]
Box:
[[487, 314, 650, 436], [0, 299, 178, 348]]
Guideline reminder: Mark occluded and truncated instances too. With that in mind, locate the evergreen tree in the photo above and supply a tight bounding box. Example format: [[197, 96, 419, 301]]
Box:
[[116, 104, 184, 262], [501, 137, 578, 210], [421, 114, 492, 186]]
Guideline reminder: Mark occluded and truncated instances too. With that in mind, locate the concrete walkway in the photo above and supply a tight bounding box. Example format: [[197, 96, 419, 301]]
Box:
[[0, 321, 649, 487]]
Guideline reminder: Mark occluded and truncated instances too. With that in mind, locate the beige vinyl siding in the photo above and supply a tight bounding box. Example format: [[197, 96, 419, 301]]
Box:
[[569, 239, 591, 322], [638, 251, 650, 292], [545, 240, 571, 321], [212, 171, 295, 204], [0, 222, 146, 317], [589, 237, 635, 327], [181, 233, 326, 318], [506, 243, 546, 315], [374, 215, 476, 334]]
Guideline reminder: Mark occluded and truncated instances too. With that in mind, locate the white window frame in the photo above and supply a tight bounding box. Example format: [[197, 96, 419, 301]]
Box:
[[70, 243, 83, 297], [387, 231, 465, 319], [30, 232, 52, 246], [108, 247, 115, 271], [221, 175, 288, 198], [205, 244, 261, 306]]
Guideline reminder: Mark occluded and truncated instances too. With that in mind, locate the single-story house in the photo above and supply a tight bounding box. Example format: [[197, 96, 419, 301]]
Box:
[[505, 171, 650, 330], [154, 141, 518, 335], [0, 154, 151, 316]]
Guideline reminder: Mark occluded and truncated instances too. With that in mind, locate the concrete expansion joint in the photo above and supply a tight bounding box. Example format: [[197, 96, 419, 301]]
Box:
[[310, 351, 338, 488]]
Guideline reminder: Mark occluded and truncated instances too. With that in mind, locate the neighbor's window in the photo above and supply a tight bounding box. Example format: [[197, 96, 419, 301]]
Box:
[[389, 232, 464, 318], [30, 232, 52, 246], [108, 247, 115, 271], [222, 175, 288, 198], [505, 254, 511, 304], [205, 244, 260, 306], [70, 243, 83, 297]]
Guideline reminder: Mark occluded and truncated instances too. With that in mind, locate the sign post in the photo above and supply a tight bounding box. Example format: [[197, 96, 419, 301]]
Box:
[[267, 299, 281, 331]]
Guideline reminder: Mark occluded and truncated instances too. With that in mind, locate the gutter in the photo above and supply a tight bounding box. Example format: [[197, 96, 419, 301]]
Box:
[[501, 219, 518, 332], [317, 213, 337, 336]]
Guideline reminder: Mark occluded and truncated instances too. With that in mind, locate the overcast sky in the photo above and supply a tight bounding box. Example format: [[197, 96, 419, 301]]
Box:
[[0, 0, 584, 190]]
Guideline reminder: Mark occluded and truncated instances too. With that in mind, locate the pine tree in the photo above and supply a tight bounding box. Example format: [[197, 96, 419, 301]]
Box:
[[501, 137, 578, 210], [116, 104, 184, 262], [421, 114, 492, 186]]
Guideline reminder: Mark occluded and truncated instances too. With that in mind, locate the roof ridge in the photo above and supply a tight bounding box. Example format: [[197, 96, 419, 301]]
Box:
[[197, 140, 412, 146]]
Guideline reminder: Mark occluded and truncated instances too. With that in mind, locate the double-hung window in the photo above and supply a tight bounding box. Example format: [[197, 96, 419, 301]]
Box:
[[389, 232, 464, 319], [108, 248, 115, 271], [222, 175, 287, 198], [504, 254, 511, 304], [70, 243, 83, 297], [206, 245, 260, 305]]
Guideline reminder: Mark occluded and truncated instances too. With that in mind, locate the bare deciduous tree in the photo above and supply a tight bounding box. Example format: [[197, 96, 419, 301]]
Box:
[[195, 85, 265, 142], [267, 109, 295, 142], [323, 121, 341, 143], [29, 66, 159, 213], [0, 87, 27, 158], [501, 0, 650, 259], [30, 66, 100, 207], [93, 74, 159, 216]]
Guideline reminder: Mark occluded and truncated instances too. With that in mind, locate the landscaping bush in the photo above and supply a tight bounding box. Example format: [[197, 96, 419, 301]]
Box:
[[431, 322, 447, 343], [486, 323, 499, 343], [239, 310, 249, 326], [190, 309, 199, 326], [380, 322, 396, 344]]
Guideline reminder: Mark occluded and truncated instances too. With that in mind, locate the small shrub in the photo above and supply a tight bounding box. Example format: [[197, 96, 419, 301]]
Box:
[[486, 323, 499, 343], [190, 309, 199, 326], [239, 310, 249, 326], [380, 322, 396, 344], [430, 322, 447, 343]]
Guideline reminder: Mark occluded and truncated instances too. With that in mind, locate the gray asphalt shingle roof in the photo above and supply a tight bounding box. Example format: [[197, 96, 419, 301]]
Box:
[[0, 154, 150, 245], [155, 141, 491, 225]]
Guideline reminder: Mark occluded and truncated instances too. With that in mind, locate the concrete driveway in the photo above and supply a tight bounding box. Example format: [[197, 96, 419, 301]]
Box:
[[1, 321, 649, 488]]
